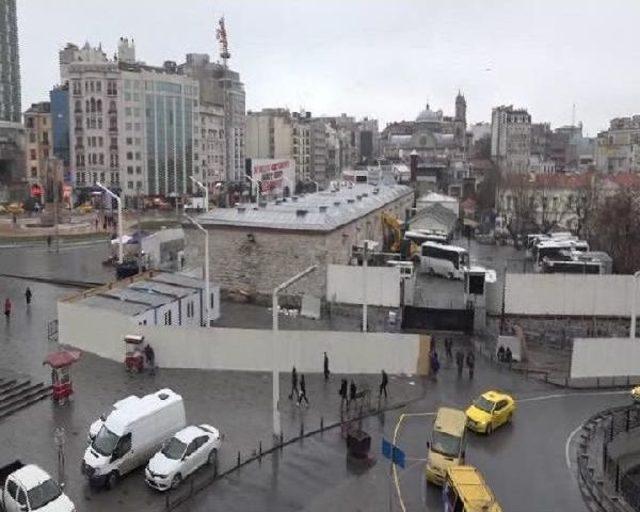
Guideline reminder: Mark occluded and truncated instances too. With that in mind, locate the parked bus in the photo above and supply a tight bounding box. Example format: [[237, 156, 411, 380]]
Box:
[[443, 465, 502, 512], [425, 407, 466, 485], [420, 242, 469, 279], [533, 239, 589, 268]]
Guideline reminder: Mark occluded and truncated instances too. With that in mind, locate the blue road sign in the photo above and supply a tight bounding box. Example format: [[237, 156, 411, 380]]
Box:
[[382, 438, 405, 469]]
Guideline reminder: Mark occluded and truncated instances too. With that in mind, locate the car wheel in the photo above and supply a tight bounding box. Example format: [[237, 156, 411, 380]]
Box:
[[447, 272, 454, 280], [106, 471, 118, 490], [207, 449, 218, 466], [171, 474, 182, 489]]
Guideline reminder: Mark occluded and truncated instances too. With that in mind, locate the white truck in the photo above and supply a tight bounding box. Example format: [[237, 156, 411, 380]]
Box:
[[82, 389, 186, 489], [0, 461, 74, 512]]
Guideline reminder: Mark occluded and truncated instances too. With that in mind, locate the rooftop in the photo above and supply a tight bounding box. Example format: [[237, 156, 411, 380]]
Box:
[[195, 183, 413, 232]]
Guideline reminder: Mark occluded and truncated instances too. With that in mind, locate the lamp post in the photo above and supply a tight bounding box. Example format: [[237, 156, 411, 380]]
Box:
[[186, 215, 210, 327], [96, 182, 123, 264], [190, 176, 209, 213], [631, 271, 640, 339], [245, 175, 261, 204], [362, 241, 368, 332], [272, 265, 317, 439]]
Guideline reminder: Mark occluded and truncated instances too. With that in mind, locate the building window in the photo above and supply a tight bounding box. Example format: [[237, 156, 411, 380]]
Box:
[[30, 149, 36, 160], [128, 181, 134, 189], [126, 152, 133, 160], [127, 166, 133, 174], [164, 310, 172, 325], [135, 166, 141, 174]]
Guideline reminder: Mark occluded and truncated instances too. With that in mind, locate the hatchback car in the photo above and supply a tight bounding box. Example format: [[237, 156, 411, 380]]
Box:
[[465, 390, 515, 434], [145, 424, 221, 491]]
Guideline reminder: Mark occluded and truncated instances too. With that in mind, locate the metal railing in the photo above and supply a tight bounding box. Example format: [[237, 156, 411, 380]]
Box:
[[577, 405, 640, 512]]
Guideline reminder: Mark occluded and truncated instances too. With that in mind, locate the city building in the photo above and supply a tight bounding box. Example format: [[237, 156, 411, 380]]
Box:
[[23, 102, 52, 193], [178, 53, 245, 184], [184, 182, 414, 298], [595, 115, 640, 173], [491, 105, 531, 174], [61, 39, 202, 205], [245, 108, 293, 160], [199, 103, 226, 187], [0, 0, 24, 201]]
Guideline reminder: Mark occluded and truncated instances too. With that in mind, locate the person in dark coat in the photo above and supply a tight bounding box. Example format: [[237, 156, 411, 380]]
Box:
[[431, 351, 440, 379], [505, 347, 513, 364], [4, 298, 11, 318], [497, 345, 505, 362], [144, 344, 155, 374], [289, 366, 299, 400], [339, 379, 348, 409], [379, 370, 388, 398], [323, 352, 330, 381], [455, 349, 464, 376], [348, 380, 357, 410], [298, 374, 309, 406], [25, 287, 32, 305], [445, 338, 453, 361], [466, 351, 475, 379]]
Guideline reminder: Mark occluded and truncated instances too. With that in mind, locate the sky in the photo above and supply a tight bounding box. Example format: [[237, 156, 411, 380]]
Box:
[[17, 0, 640, 135]]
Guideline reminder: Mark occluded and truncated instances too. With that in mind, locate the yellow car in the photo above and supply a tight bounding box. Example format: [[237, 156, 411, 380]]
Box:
[[465, 390, 515, 434], [631, 386, 640, 402]]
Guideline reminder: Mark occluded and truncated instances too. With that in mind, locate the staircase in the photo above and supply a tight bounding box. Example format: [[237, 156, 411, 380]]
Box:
[[0, 377, 52, 421]]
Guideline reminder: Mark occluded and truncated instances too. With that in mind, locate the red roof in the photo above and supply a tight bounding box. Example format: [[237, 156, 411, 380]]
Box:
[[44, 350, 81, 369], [502, 172, 640, 190]]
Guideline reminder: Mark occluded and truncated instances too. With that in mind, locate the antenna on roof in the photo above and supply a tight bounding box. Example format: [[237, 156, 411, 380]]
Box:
[[216, 16, 231, 68]]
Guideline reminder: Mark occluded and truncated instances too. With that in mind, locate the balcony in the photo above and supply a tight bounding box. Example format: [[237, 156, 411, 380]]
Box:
[[109, 145, 118, 151]]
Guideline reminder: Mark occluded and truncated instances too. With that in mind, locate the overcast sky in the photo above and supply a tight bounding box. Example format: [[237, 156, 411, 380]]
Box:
[[17, 0, 640, 135]]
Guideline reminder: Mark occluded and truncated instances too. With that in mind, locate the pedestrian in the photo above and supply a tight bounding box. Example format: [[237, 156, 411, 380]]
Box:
[[505, 347, 513, 364], [94, 217, 99, 231], [431, 351, 440, 379], [298, 374, 309, 407], [25, 287, 32, 305], [466, 351, 475, 379], [323, 351, 330, 381], [349, 380, 357, 410], [46, 235, 52, 251], [379, 370, 388, 399], [497, 345, 505, 362], [455, 349, 464, 376], [144, 344, 155, 374], [4, 298, 11, 319], [445, 338, 453, 361], [339, 379, 348, 410], [289, 366, 299, 401]]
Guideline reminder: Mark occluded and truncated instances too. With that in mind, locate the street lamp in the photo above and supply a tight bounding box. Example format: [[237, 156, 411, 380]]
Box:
[[185, 215, 210, 327], [272, 265, 317, 439], [190, 176, 209, 213], [631, 271, 640, 339], [245, 175, 261, 204], [96, 182, 123, 264]]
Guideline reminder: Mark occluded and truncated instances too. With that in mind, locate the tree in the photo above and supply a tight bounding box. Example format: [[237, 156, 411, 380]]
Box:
[[590, 189, 640, 273]]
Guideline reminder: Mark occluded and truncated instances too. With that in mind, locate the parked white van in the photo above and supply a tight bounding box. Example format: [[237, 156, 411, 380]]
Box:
[[88, 395, 141, 442], [82, 389, 186, 489]]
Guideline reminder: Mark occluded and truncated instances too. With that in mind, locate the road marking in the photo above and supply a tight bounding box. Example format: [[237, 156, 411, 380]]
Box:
[[518, 390, 628, 403], [565, 422, 584, 470]]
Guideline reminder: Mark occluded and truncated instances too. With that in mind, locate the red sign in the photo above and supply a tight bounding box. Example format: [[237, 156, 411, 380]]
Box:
[[30, 184, 43, 197], [250, 159, 295, 194]]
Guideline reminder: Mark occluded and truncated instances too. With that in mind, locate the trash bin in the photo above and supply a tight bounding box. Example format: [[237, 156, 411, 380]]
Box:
[[347, 429, 371, 459]]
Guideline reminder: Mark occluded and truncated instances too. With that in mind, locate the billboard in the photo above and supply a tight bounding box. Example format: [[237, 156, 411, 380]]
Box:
[[247, 158, 295, 196]]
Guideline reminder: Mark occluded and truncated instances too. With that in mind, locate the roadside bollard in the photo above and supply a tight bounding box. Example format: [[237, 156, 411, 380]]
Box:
[[259, 441, 262, 459], [320, 416, 324, 432], [237, 450, 241, 467]]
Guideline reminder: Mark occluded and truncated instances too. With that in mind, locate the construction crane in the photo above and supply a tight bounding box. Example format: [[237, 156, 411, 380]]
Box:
[[381, 211, 419, 260], [216, 16, 231, 68]]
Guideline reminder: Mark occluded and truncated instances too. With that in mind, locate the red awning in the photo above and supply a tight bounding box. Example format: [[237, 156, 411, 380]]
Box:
[[43, 350, 81, 369]]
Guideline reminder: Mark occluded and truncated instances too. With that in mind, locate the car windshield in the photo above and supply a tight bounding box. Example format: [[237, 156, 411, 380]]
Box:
[[92, 425, 119, 456], [431, 431, 461, 457], [473, 396, 496, 414], [161, 437, 187, 460], [27, 479, 62, 510]]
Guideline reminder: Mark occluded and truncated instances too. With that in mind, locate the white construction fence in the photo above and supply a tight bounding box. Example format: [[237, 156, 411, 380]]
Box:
[[326, 264, 400, 307], [571, 337, 640, 379]]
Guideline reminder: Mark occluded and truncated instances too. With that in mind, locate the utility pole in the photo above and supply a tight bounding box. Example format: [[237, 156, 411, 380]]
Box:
[[362, 241, 368, 332], [52, 160, 60, 253], [96, 182, 123, 264]]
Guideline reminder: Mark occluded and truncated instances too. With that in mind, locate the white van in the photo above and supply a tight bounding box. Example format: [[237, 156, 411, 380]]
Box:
[[82, 389, 186, 489], [88, 395, 141, 442]]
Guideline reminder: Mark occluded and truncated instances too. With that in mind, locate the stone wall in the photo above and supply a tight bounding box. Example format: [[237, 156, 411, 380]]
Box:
[[185, 192, 414, 298]]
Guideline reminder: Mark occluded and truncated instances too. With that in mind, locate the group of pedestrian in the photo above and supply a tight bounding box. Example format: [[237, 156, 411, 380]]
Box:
[[288, 366, 309, 407], [455, 348, 475, 378], [3, 287, 33, 320], [338, 378, 361, 410], [496, 345, 513, 364]]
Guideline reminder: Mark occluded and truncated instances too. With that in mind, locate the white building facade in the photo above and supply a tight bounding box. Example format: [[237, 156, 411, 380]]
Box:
[[491, 105, 531, 174]]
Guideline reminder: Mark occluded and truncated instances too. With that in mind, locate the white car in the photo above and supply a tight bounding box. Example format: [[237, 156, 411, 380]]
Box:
[[145, 424, 221, 491]]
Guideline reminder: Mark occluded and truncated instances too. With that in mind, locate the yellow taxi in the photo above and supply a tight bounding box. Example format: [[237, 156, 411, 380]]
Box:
[[6, 202, 24, 215], [631, 386, 640, 402], [465, 390, 515, 434]]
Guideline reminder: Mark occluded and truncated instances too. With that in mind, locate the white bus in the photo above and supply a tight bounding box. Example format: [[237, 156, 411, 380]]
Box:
[[420, 242, 469, 279], [533, 239, 589, 268]]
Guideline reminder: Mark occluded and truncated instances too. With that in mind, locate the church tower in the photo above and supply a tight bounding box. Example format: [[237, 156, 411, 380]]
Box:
[[454, 91, 467, 149]]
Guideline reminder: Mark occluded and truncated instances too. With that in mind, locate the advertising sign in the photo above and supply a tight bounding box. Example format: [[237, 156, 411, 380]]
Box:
[[248, 158, 295, 196]]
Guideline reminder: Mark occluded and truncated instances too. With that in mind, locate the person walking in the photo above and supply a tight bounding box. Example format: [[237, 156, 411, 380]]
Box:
[[379, 370, 388, 399], [466, 351, 475, 379], [4, 298, 11, 319], [455, 349, 464, 377], [144, 344, 156, 375], [25, 287, 32, 306], [289, 366, 299, 401], [505, 347, 513, 364], [323, 351, 330, 381], [339, 379, 348, 410], [46, 235, 52, 252], [445, 338, 453, 362], [298, 374, 309, 407], [431, 351, 440, 380], [349, 380, 357, 410]]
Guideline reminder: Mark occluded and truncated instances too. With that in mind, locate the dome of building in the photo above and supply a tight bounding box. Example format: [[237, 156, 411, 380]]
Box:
[[416, 103, 442, 123]]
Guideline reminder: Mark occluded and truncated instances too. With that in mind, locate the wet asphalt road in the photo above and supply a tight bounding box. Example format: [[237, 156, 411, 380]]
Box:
[[0, 240, 624, 512]]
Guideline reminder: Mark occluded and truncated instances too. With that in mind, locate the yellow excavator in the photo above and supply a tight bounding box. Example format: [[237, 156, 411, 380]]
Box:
[[381, 211, 420, 260]]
